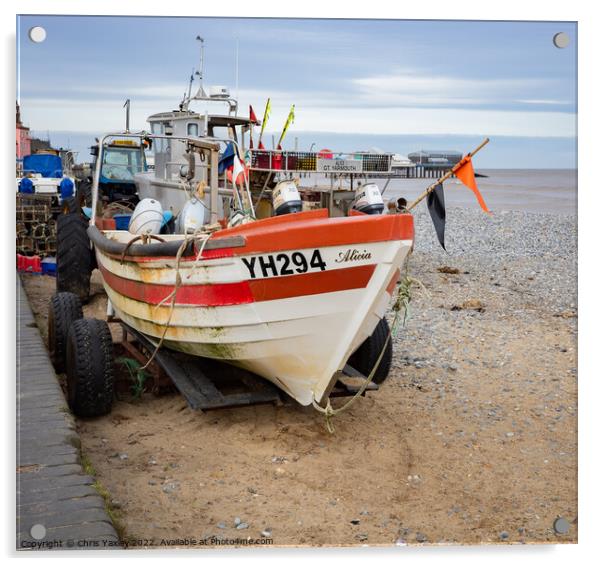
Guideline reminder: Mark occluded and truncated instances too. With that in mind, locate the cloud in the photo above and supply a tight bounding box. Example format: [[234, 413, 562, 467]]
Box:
[[516, 99, 572, 105], [18, 65, 574, 139], [20, 94, 575, 139], [293, 106, 575, 137], [22, 64, 574, 116], [351, 69, 567, 108]]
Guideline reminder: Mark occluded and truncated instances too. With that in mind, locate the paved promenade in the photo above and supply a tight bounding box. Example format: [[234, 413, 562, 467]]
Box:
[[16, 276, 120, 550]]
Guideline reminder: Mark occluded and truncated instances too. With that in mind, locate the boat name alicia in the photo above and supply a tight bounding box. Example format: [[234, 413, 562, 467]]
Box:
[[242, 250, 327, 279], [335, 249, 373, 263]]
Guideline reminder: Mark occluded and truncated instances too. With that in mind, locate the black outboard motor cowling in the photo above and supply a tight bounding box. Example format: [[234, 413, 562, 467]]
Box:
[[272, 180, 303, 215]]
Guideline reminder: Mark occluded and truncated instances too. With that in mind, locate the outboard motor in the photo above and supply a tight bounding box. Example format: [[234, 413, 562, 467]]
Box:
[[272, 180, 302, 216], [352, 183, 385, 215], [228, 210, 253, 228]]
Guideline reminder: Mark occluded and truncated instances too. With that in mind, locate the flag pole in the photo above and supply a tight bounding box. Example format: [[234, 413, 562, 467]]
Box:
[[277, 105, 295, 149], [258, 98, 270, 148], [406, 138, 490, 211]]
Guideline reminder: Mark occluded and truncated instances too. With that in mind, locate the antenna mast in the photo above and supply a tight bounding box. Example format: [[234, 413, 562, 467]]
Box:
[[195, 35, 206, 98], [235, 37, 239, 115], [182, 35, 238, 115], [123, 99, 130, 132]]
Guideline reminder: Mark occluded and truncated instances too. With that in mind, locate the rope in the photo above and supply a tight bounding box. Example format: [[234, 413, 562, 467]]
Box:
[[138, 203, 255, 370], [103, 200, 136, 216], [120, 234, 165, 263], [136, 229, 213, 372], [311, 261, 427, 433]]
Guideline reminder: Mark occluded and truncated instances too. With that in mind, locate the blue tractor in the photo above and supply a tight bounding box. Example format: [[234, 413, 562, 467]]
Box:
[[16, 152, 77, 208], [76, 139, 148, 207]]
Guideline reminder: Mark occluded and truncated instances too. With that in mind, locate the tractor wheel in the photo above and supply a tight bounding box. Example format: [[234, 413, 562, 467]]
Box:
[[65, 318, 114, 417], [56, 212, 92, 302], [48, 292, 83, 373], [76, 179, 93, 208], [348, 318, 393, 384]]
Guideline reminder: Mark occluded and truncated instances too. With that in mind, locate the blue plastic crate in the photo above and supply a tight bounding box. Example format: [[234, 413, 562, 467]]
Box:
[[113, 214, 132, 230], [41, 257, 57, 276]]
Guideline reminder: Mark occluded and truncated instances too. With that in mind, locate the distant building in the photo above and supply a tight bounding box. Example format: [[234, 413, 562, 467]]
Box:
[[16, 102, 31, 160], [30, 137, 55, 153], [407, 150, 463, 168]]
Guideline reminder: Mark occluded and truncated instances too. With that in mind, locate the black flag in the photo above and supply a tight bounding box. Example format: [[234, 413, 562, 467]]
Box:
[[427, 183, 446, 250]]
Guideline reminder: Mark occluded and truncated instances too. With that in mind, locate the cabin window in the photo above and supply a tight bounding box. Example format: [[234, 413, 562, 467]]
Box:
[[151, 121, 171, 177], [101, 147, 144, 180], [152, 122, 172, 154], [187, 123, 199, 137], [210, 125, 237, 142]]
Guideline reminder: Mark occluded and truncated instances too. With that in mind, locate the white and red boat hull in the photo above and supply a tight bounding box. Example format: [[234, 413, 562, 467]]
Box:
[[93, 209, 414, 405]]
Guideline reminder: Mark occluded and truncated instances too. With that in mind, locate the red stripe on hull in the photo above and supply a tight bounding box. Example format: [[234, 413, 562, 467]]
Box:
[[99, 263, 376, 306], [386, 268, 401, 295], [249, 264, 375, 302], [99, 264, 253, 306]]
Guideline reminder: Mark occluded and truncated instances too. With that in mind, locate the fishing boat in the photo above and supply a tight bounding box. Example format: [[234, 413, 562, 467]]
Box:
[[51, 41, 416, 415], [89, 202, 413, 406], [51, 126, 413, 413]]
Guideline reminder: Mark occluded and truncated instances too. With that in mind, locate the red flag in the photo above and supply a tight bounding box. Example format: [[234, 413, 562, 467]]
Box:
[[452, 155, 490, 214], [250, 105, 258, 124], [226, 158, 248, 186]]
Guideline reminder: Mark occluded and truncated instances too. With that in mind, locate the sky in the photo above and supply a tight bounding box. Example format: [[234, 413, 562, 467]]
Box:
[[16, 16, 577, 167]]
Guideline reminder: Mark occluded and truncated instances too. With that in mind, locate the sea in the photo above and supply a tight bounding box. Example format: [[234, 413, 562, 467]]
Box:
[[38, 130, 576, 215], [376, 169, 577, 216]]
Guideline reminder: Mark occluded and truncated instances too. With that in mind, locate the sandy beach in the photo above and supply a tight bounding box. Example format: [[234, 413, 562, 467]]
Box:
[[20, 203, 577, 547]]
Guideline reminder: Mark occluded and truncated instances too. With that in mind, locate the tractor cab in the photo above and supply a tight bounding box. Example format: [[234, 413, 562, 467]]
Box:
[[80, 139, 148, 205]]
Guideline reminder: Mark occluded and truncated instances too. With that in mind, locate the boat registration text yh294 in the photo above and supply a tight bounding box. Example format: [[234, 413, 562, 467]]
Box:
[[240, 247, 374, 279]]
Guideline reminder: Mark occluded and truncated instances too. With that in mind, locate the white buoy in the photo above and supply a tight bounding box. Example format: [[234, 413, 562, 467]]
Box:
[[128, 198, 164, 235], [176, 198, 209, 234]]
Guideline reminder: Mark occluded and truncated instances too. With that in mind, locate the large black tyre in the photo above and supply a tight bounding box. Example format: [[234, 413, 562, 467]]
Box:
[[48, 292, 83, 373], [348, 318, 393, 384], [56, 212, 92, 302], [76, 179, 93, 208], [62, 197, 81, 215], [65, 318, 114, 417]]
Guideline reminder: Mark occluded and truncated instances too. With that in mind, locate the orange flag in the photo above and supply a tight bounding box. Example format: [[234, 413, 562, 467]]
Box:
[[452, 155, 491, 214]]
